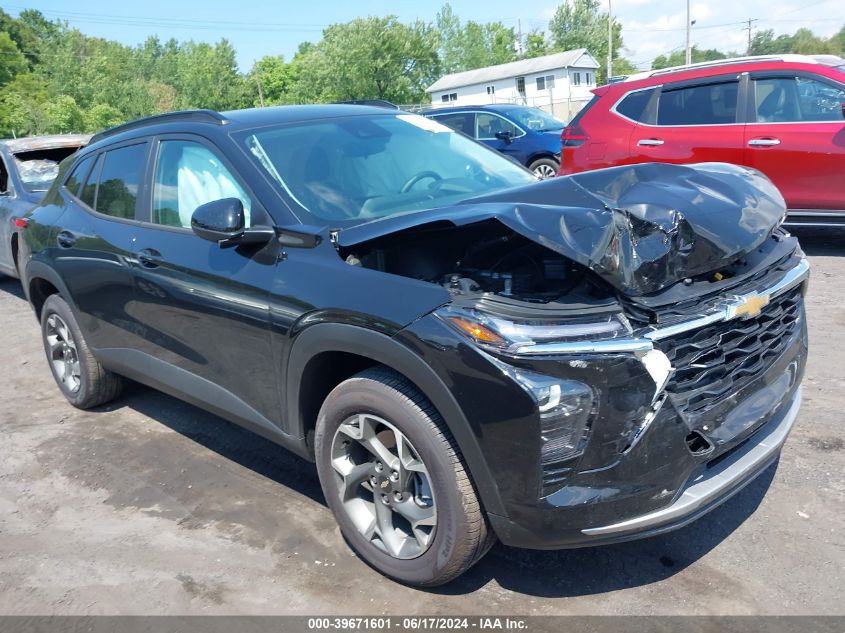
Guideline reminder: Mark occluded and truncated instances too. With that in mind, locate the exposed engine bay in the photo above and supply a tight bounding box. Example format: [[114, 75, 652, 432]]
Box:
[[341, 221, 617, 310]]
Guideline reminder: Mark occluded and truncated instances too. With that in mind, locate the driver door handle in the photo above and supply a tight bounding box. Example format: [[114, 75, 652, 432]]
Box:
[[137, 248, 163, 269], [637, 138, 664, 147], [748, 137, 781, 147], [56, 231, 77, 248]]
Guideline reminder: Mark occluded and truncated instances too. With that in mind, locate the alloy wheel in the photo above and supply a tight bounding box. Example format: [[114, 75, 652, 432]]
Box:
[[330, 413, 436, 559], [533, 163, 557, 179], [45, 313, 81, 394]]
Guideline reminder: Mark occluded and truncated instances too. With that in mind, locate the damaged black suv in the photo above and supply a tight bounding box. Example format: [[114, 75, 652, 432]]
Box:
[[19, 106, 808, 586]]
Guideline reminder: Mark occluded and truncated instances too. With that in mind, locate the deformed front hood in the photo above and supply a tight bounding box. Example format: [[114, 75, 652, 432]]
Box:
[[337, 162, 786, 296]]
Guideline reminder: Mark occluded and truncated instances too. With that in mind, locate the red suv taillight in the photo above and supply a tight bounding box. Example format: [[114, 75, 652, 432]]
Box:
[[561, 124, 589, 148]]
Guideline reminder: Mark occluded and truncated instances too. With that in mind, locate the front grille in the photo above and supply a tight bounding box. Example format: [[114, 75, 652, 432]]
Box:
[[657, 284, 804, 415]]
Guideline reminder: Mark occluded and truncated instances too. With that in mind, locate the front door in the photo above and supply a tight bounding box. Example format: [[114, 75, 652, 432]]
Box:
[[743, 72, 845, 213], [474, 112, 526, 162], [127, 136, 282, 425]]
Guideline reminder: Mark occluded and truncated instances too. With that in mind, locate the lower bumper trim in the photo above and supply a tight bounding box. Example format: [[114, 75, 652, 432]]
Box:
[[580, 387, 801, 538]]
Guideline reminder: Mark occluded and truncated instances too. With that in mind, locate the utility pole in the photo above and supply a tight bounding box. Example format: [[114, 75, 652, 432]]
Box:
[[607, 0, 612, 82], [517, 19, 523, 55], [685, 0, 691, 65], [744, 18, 758, 55], [256, 72, 265, 108]]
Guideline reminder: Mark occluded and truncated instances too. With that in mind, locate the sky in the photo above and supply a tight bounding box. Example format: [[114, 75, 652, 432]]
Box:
[[5, 0, 844, 71]]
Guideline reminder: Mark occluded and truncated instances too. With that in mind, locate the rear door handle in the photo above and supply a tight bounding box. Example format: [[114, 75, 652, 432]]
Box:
[[137, 248, 163, 269], [748, 138, 781, 147], [56, 231, 77, 248], [637, 138, 664, 146]]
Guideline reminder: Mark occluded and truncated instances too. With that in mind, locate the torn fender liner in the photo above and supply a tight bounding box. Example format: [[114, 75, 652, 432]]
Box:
[[337, 162, 786, 295]]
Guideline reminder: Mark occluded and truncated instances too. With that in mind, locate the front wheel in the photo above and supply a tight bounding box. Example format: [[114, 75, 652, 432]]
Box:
[[314, 367, 494, 586], [529, 157, 560, 179]]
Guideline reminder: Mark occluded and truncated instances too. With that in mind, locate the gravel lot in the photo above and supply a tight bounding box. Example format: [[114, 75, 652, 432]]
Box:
[[0, 230, 842, 616]]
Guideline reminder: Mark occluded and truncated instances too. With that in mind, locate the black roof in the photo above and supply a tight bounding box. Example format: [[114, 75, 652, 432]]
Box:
[[86, 104, 398, 151]]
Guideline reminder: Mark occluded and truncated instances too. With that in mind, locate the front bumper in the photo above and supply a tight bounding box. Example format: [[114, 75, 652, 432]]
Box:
[[488, 386, 801, 549]]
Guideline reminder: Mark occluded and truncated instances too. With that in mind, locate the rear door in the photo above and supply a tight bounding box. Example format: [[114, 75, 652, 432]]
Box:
[[52, 143, 148, 351], [627, 74, 745, 166], [743, 71, 845, 213]]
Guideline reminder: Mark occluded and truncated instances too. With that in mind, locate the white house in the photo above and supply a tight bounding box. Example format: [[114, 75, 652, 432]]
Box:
[[425, 49, 600, 119]]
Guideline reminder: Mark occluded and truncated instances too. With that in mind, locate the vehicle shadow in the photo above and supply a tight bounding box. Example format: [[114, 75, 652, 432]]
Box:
[[791, 227, 845, 256], [109, 381, 776, 598], [0, 276, 26, 300]]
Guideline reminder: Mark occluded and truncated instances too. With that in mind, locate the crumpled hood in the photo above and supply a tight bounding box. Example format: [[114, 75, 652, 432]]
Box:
[[337, 162, 787, 296]]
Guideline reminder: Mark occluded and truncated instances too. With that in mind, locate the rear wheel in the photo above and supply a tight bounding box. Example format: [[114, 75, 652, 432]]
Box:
[[314, 367, 494, 586], [529, 157, 559, 179], [40, 294, 122, 409]]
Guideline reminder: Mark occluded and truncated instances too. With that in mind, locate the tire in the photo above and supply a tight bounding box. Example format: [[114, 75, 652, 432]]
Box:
[[314, 367, 495, 586], [529, 157, 559, 179], [40, 294, 123, 409]]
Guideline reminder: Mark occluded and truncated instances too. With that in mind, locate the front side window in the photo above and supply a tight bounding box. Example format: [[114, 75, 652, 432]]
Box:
[[238, 114, 534, 224], [476, 113, 520, 139], [755, 76, 845, 123], [657, 81, 738, 125], [94, 144, 148, 219], [152, 140, 252, 228]]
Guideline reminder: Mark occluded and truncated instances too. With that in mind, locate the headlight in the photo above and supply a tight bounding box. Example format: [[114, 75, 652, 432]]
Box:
[[435, 306, 633, 354], [510, 369, 595, 466]]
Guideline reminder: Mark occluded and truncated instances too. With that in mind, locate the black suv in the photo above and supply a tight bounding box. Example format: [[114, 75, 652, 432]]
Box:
[[19, 105, 808, 586]]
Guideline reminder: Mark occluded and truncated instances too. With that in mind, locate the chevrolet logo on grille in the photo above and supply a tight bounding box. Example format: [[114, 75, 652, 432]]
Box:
[[734, 294, 770, 319]]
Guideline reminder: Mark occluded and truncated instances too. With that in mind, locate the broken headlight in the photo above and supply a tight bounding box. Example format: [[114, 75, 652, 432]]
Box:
[[435, 306, 632, 354], [512, 369, 595, 466]]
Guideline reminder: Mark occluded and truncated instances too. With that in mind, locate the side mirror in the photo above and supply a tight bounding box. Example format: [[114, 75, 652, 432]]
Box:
[[495, 130, 513, 144], [191, 198, 245, 243]]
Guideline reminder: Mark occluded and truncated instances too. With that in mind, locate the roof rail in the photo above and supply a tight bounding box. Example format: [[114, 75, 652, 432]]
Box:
[[89, 109, 229, 145], [625, 53, 819, 81]]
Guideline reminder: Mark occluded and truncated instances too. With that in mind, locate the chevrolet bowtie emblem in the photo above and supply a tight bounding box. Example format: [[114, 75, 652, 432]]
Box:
[[735, 294, 770, 319]]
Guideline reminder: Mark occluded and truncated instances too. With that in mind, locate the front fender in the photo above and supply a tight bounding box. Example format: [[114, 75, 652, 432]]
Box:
[[284, 322, 506, 516]]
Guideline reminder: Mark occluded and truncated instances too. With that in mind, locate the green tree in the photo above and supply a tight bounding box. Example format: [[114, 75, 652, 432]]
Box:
[[652, 47, 729, 70], [175, 39, 250, 110], [524, 30, 550, 59], [85, 103, 125, 132], [293, 16, 440, 103], [250, 55, 298, 106], [43, 95, 84, 133], [548, 0, 623, 83], [435, 4, 516, 72], [750, 27, 842, 56], [0, 32, 28, 86]]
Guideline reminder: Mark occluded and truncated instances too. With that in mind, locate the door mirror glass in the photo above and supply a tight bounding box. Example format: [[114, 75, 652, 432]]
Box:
[[191, 198, 245, 242]]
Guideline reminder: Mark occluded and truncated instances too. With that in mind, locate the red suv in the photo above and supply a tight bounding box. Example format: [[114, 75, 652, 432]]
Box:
[[559, 55, 845, 227]]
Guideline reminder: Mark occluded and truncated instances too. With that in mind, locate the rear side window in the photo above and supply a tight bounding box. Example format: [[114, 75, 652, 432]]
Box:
[[616, 88, 656, 122], [94, 143, 148, 220], [64, 155, 94, 197], [429, 113, 474, 135], [657, 81, 738, 125], [79, 154, 102, 208]]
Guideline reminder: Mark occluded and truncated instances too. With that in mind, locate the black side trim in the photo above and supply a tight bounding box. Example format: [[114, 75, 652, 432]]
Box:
[[94, 347, 307, 459]]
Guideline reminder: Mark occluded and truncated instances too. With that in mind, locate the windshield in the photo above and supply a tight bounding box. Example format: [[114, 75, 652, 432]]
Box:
[[15, 158, 61, 192], [500, 107, 566, 131], [239, 113, 536, 225]]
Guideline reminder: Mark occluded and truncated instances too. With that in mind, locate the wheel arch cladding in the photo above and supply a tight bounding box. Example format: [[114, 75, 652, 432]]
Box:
[[26, 262, 77, 320], [285, 322, 506, 517]]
